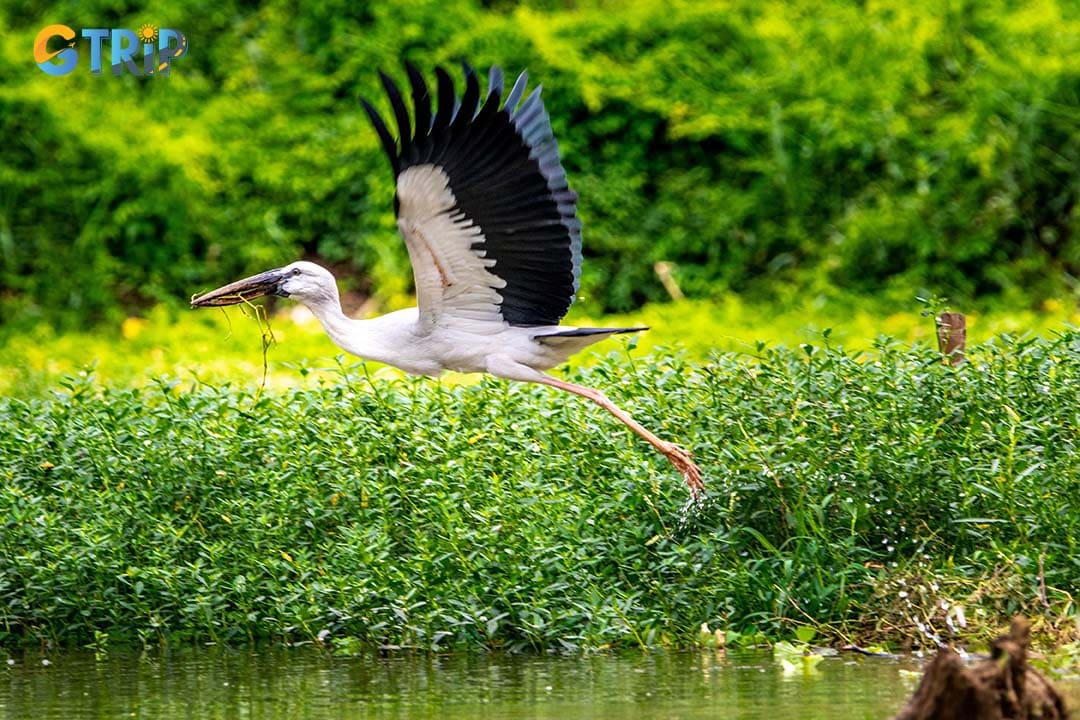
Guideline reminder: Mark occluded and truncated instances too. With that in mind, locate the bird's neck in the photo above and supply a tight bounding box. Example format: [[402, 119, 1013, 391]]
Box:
[[301, 295, 395, 366]]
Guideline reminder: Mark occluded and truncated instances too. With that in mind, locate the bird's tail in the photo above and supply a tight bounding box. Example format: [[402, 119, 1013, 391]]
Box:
[[534, 326, 648, 354], [536, 326, 648, 339]]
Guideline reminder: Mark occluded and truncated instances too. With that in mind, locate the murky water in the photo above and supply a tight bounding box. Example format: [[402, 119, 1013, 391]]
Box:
[[2, 647, 1077, 719]]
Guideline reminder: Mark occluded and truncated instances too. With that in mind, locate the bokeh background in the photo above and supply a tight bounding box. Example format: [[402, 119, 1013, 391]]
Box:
[[1, 0, 1079, 386]]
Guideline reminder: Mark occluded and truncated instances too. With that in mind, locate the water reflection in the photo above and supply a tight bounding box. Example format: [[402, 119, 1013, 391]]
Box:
[[2, 647, 1077, 719]]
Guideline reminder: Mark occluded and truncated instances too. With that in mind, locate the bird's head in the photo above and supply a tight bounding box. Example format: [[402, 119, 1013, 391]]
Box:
[[191, 261, 339, 309]]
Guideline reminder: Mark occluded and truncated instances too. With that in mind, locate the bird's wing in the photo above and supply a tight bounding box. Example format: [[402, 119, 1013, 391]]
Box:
[[361, 63, 582, 332]]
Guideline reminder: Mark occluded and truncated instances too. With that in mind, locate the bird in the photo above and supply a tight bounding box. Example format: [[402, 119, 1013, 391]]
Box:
[[191, 62, 703, 495]]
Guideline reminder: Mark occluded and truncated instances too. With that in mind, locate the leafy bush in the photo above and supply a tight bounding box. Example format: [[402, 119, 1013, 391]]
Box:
[[1, 0, 1078, 328], [1, 335, 1078, 650]]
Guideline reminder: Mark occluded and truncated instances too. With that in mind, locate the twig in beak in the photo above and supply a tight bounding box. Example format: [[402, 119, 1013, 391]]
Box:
[[235, 296, 276, 400]]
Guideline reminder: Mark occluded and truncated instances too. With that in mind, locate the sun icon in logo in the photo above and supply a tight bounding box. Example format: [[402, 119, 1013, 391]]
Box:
[[138, 23, 159, 44]]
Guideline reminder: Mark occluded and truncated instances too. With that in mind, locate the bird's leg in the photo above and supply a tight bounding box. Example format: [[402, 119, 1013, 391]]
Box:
[[537, 376, 704, 496]]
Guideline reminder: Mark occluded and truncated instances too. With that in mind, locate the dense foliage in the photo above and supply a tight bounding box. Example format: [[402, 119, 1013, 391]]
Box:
[[2, 335, 1078, 650], [1, 0, 1078, 328]]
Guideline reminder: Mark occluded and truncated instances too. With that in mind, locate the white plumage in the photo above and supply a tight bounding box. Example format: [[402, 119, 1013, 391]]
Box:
[[192, 63, 703, 494], [395, 165, 506, 327]]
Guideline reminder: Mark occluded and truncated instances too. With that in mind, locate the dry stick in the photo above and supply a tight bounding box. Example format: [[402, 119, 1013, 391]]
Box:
[[936, 312, 966, 366], [653, 261, 685, 301], [1038, 552, 1050, 610]]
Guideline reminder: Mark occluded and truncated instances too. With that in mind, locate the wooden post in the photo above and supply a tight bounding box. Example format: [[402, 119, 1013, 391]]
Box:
[[936, 312, 966, 366]]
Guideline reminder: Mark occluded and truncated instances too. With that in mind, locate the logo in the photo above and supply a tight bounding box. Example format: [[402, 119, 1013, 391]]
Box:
[[34, 24, 187, 76]]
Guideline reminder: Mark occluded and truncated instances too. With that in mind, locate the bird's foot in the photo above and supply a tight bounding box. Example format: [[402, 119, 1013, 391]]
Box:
[[659, 441, 704, 498]]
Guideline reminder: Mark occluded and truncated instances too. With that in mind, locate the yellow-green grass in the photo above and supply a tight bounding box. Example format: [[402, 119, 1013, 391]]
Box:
[[2, 296, 1077, 396]]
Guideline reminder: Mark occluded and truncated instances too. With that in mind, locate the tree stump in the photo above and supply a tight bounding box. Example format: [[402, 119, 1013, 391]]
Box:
[[893, 617, 1067, 720]]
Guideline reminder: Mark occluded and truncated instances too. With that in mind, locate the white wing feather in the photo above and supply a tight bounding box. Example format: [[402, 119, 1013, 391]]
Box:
[[395, 165, 508, 333]]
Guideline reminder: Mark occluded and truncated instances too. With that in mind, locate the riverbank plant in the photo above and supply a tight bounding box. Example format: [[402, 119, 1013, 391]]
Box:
[[2, 331, 1078, 652]]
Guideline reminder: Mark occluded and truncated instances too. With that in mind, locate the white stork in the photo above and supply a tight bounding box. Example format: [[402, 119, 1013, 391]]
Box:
[[191, 62, 703, 494]]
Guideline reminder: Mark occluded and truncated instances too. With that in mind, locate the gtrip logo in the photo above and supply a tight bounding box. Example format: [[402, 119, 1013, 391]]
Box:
[[34, 24, 187, 76]]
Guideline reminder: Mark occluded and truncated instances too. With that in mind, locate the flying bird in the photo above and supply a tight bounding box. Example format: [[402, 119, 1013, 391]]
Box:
[[192, 62, 703, 494]]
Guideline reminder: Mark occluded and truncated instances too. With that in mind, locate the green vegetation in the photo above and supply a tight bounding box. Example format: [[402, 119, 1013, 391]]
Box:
[[3, 295, 1078, 396], [2, 0, 1079, 328], [3, 0, 1079, 658], [3, 333, 1078, 651]]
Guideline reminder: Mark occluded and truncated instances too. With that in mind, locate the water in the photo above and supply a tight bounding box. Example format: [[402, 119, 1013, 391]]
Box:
[[2, 647, 1077, 719]]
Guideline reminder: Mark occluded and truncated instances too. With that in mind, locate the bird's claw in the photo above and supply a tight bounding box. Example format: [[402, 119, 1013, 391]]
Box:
[[659, 441, 705, 498]]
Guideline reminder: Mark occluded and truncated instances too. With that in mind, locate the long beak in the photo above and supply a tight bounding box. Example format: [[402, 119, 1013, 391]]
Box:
[[191, 268, 287, 308]]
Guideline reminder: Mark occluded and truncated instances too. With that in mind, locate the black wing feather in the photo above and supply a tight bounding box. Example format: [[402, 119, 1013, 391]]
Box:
[[487, 66, 504, 103], [404, 62, 432, 162], [432, 67, 455, 136], [454, 63, 481, 129], [378, 71, 413, 165], [360, 99, 400, 175], [362, 63, 583, 327], [504, 70, 528, 111]]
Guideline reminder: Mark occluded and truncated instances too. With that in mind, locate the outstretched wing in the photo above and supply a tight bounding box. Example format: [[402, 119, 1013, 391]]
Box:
[[361, 62, 582, 332]]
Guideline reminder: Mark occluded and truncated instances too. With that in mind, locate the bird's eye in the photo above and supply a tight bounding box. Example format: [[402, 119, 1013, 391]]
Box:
[[292, 268, 302, 276]]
